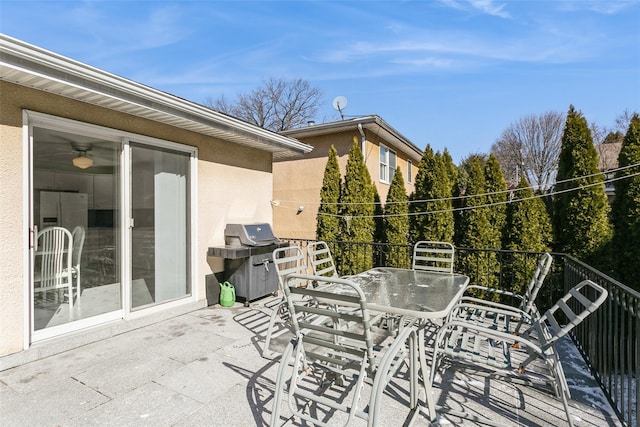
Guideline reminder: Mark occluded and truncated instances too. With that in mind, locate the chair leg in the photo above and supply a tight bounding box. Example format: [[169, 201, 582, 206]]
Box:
[[77, 269, 81, 302], [558, 380, 575, 427], [262, 299, 288, 359], [270, 341, 295, 426]]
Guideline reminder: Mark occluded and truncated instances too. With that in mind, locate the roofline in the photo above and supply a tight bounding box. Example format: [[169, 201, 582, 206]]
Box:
[[0, 34, 312, 159], [280, 115, 423, 160]]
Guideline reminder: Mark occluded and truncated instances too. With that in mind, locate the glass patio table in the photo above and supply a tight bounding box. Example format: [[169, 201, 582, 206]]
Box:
[[318, 267, 470, 423]]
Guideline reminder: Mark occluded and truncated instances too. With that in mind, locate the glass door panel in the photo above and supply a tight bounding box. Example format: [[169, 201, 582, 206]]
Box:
[[32, 127, 121, 331], [130, 143, 190, 309]]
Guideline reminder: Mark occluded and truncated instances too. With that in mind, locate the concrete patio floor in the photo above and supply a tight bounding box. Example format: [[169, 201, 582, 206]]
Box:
[[0, 297, 622, 426]]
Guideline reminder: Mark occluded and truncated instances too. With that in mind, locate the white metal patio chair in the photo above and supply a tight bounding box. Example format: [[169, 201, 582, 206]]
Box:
[[412, 241, 455, 274], [430, 279, 608, 427], [307, 241, 339, 279], [70, 225, 86, 299], [270, 273, 417, 427], [34, 226, 75, 310], [308, 240, 388, 330], [262, 245, 312, 359], [449, 252, 553, 332]]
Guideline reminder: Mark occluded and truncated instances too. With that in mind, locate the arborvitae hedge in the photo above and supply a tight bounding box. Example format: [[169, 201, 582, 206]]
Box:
[[611, 113, 640, 290], [484, 154, 507, 248], [409, 145, 454, 243], [554, 105, 612, 266], [504, 176, 553, 296], [456, 156, 497, 292], [339, 139, 375, 274], [383, 167, 411, 268], [316, 145, 341, 242]]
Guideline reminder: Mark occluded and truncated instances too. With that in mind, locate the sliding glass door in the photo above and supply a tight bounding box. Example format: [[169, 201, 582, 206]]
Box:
[[29, 113, 194, 340], [130, 143, 190, 309], [31, 126, 122, 333]]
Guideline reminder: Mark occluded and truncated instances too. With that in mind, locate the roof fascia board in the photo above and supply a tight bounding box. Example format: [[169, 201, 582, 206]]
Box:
[[0, 35, 312, 157], [282, 115, 423, 160]]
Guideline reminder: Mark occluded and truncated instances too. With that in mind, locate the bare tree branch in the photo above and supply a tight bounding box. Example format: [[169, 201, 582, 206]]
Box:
[[491, 111, 564, 192], [205, 77, 322, 131]]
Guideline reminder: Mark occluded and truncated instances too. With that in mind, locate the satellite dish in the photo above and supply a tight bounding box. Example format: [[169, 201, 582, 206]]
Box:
[[332, 96, 348, 119]]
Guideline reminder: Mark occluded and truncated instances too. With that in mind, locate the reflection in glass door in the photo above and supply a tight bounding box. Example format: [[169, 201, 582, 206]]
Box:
[[32, 126, 121, 332], [130, 143, 190, 309]]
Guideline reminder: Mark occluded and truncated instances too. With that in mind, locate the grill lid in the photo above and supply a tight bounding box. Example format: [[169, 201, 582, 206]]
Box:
[[224, 223, 280, 247]]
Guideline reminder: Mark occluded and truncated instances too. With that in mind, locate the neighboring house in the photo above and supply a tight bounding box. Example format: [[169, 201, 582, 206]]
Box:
[[596, 142, 623, 203], [274, 116, 423, 239], [0, 35, 311, 361]]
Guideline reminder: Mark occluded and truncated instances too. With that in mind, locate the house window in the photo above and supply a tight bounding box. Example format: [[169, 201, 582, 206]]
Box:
[[379, 145, 396, 184], [407, 160, 413, 183]]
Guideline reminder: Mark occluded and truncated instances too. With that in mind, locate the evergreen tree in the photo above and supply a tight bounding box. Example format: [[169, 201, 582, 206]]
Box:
[[409, 145, 454, 243], [482, 154, 507, 298], [442, 148, 459, 197], [504, 176, 553, 296], [373, 186, 385, 266], [340, 139, 375, 274], [554, 106, 612, 265], [383, 167, 411, 268], [484, 153, 507, 249], [316, 145, 341, 242], [456, 156, 497, 293], [611, 113, 640, 290], [373, 187, 385, 244]]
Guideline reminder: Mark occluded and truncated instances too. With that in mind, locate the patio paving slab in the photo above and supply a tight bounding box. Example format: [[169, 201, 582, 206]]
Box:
[[0, 296, 623, 426]]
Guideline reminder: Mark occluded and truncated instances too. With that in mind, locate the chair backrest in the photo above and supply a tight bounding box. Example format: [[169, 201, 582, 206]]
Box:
[[533, 279, 608, 347], [307, 241, 338, 278], [71, 225, 86, 269], [272, 245, 309, 289], [283, 273, 377, 378], [35, 226, 73, 290], [412, 241, 455, 273], [521, 252, 553, 314]]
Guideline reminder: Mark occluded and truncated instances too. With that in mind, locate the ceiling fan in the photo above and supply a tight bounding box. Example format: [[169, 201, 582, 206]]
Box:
[[70, 143, 94, 169]]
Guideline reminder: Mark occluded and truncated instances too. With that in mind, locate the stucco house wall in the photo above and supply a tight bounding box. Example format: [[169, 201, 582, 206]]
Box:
[[0, 35, 311, 362]]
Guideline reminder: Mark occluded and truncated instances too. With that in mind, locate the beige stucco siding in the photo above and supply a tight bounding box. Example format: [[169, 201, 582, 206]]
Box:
[[273, 128, 418, 240], [0, 86, 26, 355], [200, 161, 273, 275], [0, 81, 274, 356]]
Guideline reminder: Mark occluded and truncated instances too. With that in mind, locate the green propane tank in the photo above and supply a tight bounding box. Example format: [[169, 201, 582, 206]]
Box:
[[219, 281, 236, 307]]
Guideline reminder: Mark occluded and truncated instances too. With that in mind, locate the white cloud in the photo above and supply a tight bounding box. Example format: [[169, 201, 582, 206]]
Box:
[[556, 0, 638, 15], [439, 0, 511, 18], [468, 0, 511, 18], [68, 2, 192, 59]]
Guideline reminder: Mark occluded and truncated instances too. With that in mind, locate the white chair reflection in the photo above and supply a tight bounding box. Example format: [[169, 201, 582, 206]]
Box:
[[34, 226, 75, 309], [71, 225, 85, 299]]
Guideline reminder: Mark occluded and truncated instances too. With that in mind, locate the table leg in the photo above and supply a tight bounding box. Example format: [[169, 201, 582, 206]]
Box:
[[417, 323, 437, 422]]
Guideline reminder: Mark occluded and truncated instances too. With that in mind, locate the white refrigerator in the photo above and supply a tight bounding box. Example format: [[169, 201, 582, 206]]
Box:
[[39, 191, 88, 231]]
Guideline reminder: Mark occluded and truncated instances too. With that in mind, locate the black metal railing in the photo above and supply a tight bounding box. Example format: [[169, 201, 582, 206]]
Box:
[[282, 238, 638, 426], [562, 255, 639, 427]]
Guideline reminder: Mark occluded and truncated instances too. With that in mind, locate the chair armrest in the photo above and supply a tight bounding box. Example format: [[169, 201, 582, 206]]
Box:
[[451, 298, 534, 320], [437, 319, 545, 357], [463, 285, 523, 301]]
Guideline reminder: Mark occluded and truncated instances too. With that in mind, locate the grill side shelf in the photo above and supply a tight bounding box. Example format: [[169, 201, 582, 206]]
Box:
[[208, 242, 288, 259], [208, 246, 251, 259]]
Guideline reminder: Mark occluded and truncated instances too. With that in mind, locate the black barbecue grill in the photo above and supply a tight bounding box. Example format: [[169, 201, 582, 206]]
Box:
[[208, 223, 288, 306]]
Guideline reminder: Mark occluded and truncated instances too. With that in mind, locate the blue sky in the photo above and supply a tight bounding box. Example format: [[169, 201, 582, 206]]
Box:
[[1, 0, 639, 163]]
